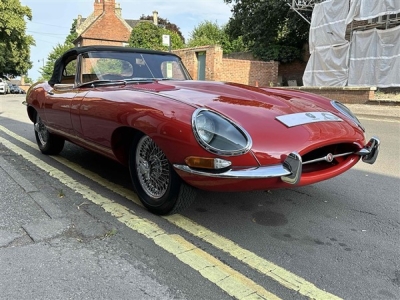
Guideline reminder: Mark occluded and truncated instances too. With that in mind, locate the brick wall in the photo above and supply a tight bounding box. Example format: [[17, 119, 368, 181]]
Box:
[[80, 38, 125, 47], [278, 60, 308, 86], [223, 52, 256, 60], [173, 46, 224, 81], [284, 86, 376, 104], [221, 59, 278, 86], [173, 46, 278, 86]]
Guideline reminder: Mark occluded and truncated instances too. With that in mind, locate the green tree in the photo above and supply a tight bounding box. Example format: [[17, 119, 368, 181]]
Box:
[[23, 76, 33, 84], [128, 22, 184, 51], [224, 0, 310, 62], [140, 14, 185, 43], [39, 43, 74, 81], [38, 19, 77, 81], [186, 20, 247, 54], [0, 0, 34, 77], [65, 19, 78, 44]]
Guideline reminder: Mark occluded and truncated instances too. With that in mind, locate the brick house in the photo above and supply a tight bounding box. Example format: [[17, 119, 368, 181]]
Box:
[[74, 0, 158, 47]]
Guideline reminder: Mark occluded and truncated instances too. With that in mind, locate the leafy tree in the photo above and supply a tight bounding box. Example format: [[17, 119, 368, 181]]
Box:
[[23, 76, 33, 84], [65, 19, 78, 45], [94, 58, 130, 75], [224, 0, 311, 62], [186, 20, 247, 54], [39, 43, 74, 81], [0, 0, 34, 77], [38, 19, 78, 81], [140, 14, 185, 43], [128, 22, 184, 51]]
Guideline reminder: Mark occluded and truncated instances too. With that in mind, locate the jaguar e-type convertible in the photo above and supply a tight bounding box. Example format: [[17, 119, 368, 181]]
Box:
[[24, 45, 380, 215]]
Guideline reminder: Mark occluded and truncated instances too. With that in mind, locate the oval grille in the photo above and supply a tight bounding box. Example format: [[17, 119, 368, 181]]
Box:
[[302, 143, 359, 173]]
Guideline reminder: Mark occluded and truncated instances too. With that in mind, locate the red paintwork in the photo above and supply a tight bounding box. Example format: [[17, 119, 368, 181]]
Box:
[[26, 78, 367, 192]]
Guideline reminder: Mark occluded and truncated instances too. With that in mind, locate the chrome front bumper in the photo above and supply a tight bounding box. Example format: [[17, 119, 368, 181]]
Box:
[[173, 137, 380, 185]]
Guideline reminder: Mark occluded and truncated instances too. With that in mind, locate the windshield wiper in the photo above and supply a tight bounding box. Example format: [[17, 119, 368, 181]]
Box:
[[154, 78, 175, 81], [124, 78, 177, 82], [124, 78, 156, 82], [79, 79, 126, 88]]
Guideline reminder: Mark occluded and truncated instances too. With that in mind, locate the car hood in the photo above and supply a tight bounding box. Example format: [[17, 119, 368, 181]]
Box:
[[155, 80, 332, 114], [136, 81, 366, 163]]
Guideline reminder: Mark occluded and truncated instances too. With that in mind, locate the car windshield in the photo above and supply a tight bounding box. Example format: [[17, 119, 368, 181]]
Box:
[[79, 51, 190, 84]]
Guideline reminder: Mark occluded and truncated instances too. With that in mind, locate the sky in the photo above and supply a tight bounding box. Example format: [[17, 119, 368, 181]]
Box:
[[20, 0, 233, 81]]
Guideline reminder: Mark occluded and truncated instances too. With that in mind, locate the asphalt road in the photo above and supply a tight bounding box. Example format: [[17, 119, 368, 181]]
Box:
[[0, 94, 399, 300]]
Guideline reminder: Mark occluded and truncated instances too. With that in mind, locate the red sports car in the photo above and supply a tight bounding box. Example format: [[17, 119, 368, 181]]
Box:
[[24, 46, 380, 215]]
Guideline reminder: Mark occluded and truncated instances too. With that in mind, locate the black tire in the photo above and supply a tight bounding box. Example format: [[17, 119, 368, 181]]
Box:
[[129, 133, 196, 215], [34, 113, 65, 155]]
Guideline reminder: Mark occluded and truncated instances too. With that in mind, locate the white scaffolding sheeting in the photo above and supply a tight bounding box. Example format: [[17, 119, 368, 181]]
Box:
[[303, 0, 400, 87], [308, 0, 348, 51], [303, 0, 349, 86], [346, 0, 400, 23], [348, 25, 400, 87], [303, 44, 350, 86]]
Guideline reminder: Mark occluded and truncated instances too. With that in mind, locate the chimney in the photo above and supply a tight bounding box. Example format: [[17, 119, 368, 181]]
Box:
[[115, 2, 122, 16], [104, 0, 116, 13], [94, 0, 103, 17], [77, 15, 82, 27], [153, 11, 158, 26]]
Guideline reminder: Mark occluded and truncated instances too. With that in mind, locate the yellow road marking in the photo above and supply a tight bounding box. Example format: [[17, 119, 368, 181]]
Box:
[[0, 125, 342, 299], [0, 132, 280, 300], [165, 215, 340, 299]]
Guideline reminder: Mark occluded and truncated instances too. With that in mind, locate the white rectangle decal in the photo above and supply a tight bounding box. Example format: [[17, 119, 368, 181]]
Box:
[[276, 112, 343, 127]]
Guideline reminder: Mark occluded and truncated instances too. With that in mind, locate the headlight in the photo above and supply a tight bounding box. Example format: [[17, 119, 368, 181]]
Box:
[[331, 100, 365, 132], [196, 112, 215, 143], [192, 108, 252, 156]]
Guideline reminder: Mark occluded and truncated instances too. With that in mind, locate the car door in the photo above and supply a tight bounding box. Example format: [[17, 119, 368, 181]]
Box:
[[43, 58, 80, 138], [77, 54, 134, 151]]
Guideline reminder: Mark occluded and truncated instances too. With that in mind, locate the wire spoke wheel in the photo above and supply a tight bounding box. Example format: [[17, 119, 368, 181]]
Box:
[[129, 133, 196, 215], [34, 115, 49, 147], [136, 135, 170, 199], [33, 113, 64, 155]]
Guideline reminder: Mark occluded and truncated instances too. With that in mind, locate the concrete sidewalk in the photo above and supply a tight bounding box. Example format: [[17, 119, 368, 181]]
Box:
[[346, 103, 400, 122], [0, 152, 181, 299]]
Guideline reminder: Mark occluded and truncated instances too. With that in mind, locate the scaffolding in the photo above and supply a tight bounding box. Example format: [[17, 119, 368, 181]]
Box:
[[287, 0, 328, 24], [290, 0, 325, 11], [296, 0, 400, 87]]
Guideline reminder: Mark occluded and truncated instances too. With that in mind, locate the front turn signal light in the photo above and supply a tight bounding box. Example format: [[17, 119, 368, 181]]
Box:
[[185, 157, 232, 170]]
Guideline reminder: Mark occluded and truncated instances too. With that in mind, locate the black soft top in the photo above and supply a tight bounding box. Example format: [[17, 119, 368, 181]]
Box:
[[48, 45, 179, 85]]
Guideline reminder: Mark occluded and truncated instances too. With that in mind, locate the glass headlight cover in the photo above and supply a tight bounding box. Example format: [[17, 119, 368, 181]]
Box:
[[331, 100, 365, 132], [192, 108, 252, 156]]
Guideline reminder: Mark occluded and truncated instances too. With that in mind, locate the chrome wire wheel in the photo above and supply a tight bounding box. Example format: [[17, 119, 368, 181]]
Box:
[[34, 115, 49, 146], [136, 135, 170, 199]]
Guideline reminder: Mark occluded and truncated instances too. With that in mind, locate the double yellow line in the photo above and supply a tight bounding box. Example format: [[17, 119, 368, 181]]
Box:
[[0, 125, 341, 300]]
